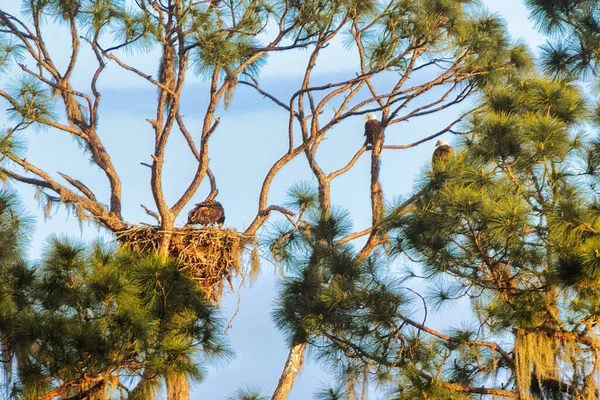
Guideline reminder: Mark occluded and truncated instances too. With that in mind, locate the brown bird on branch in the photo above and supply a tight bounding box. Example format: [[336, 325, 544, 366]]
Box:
[[432, 139, 453, 164], [187, 199, 225, 226], [364, 113, 381, 149]]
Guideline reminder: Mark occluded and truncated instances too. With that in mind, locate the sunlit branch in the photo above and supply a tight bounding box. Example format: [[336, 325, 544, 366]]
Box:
[[1, 157, 124, 231], [57, 172, 97, 202], [239, 78, 294, 115], [335, 228, 372, 245], [140, 204, 161, 223], [100, 50, 177, 95], [382, 113, 473, 150], [328, 147, 367, 180]]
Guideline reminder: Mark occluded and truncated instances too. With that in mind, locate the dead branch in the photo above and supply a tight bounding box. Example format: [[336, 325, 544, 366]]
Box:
[[382, 115, 469, 150], [1, 157, 125, 231], [259, 205, 296, 217], [176, 113, 199, 161], [328, 147, 367, 180], [207, 168, 218, 199], [335, 228, 372, 245], [429, 378, 532, 400], [239, 77, 295, 115], [140, 204, 161, 223], [57, 172, 97, 201]]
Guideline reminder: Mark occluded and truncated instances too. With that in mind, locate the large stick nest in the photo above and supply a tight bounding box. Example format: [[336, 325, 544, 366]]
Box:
[[116, 226, 248, 302]]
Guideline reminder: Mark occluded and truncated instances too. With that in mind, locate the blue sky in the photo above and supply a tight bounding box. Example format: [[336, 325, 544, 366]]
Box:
[[0, 1, 546, 398]]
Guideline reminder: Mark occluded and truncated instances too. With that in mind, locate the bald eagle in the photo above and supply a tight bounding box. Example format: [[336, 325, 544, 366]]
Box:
[[364, 114, 381, 148], [187, 199, 225, 226], [432, 139, 453, 164]]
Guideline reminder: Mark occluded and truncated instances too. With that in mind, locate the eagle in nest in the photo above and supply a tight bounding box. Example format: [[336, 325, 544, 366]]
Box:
[[187, 199, 225, 226], [364, 113, 382, 149], [432, 139, 453, 164]]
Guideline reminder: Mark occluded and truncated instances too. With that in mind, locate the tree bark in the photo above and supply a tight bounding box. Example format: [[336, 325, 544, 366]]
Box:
[[166, 372, 190, 400], [370, 128, 384, 227], [271, 342, 307, 400], [157, 215, 185, 400]]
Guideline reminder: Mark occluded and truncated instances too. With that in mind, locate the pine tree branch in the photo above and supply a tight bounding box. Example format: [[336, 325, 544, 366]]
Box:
[[381, 116, 468, 150], [0, 30, 123, 219], [244, 141, 312, 236], [176, 113, 199, 160], [328, 147, 367, 180], [99, 50, 177, 95], [17, 63, 93, 113], [1, 157, 125, 232], [1, 168, 52, 189], [259, 205, 295, 217], [57, 172, 97, 201], [0, 90, 83, 137], [428, 376, 532, 399], [239, 78, 294, 115], [140, 204, 161, 223], [61, 381, 105, 400], [207, 168, 218, 199], [0, 11, 60, 78], [41, 377, 104, 400], [398, 314, 514, 368], [335, 228, 372, 245], [352, 23, 386, 110], [64, 17, 79, 81], [355, 189, 421, 264]]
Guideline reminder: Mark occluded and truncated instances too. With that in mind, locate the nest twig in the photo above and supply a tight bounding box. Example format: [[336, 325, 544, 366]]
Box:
[[116, 226, 248, 302]]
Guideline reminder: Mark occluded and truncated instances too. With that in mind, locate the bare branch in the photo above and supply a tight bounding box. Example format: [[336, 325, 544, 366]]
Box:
[[1, 157, 125, 231], [328, 147, 367, 180], [176, 113, 199, 161], [57, 172, 97, 201], [207, 168, 218, 199], [382, 115, 469, 150], [335, 228, 371, 245], [260, 205, 296, 217], [239, 78, 293, 114], [140, 204, 161, 223], [100, 49, 177, 95], [430, 378, 531, 400]]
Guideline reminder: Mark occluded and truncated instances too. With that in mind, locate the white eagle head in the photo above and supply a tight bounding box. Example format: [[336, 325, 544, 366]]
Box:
[[364, 113, 378, 120], [435, 139, 449, 147]]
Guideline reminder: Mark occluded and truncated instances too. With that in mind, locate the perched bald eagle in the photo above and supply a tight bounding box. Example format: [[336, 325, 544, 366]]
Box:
[[187, 199, 225, 226], [432, 139, 453, 164], [364, 113, 381, 148]]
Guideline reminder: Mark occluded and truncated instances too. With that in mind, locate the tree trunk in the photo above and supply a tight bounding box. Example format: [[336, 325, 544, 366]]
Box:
[[166, 372, 190, 400], [271, 342, 307, 400], [157, 216, 189, 400], [370, 129, 384, 227]]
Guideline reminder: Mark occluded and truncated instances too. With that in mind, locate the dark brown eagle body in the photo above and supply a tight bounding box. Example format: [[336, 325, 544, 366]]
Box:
[[187, 200, 225, 226], [432, 144, 453, 164], [364, 118, 381, 146]]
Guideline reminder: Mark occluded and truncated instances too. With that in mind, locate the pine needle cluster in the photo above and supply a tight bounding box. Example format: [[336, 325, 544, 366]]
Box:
[[384, 77, 600, 397], [0, 195, 228, 400], [526, 0, 600, 80], [269, 77, 600, 398]]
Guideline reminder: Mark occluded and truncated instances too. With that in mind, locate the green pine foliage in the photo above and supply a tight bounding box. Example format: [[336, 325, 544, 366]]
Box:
[[0, 0, 533, 131], [389, 76, 600, 397], [526, 0, 600, 80], [226, 385, 268, 400], [0, 228, 228, 399], [387, 77, 600, 397], [0, 0, 591, 398], [268, 77, 600, 398]]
